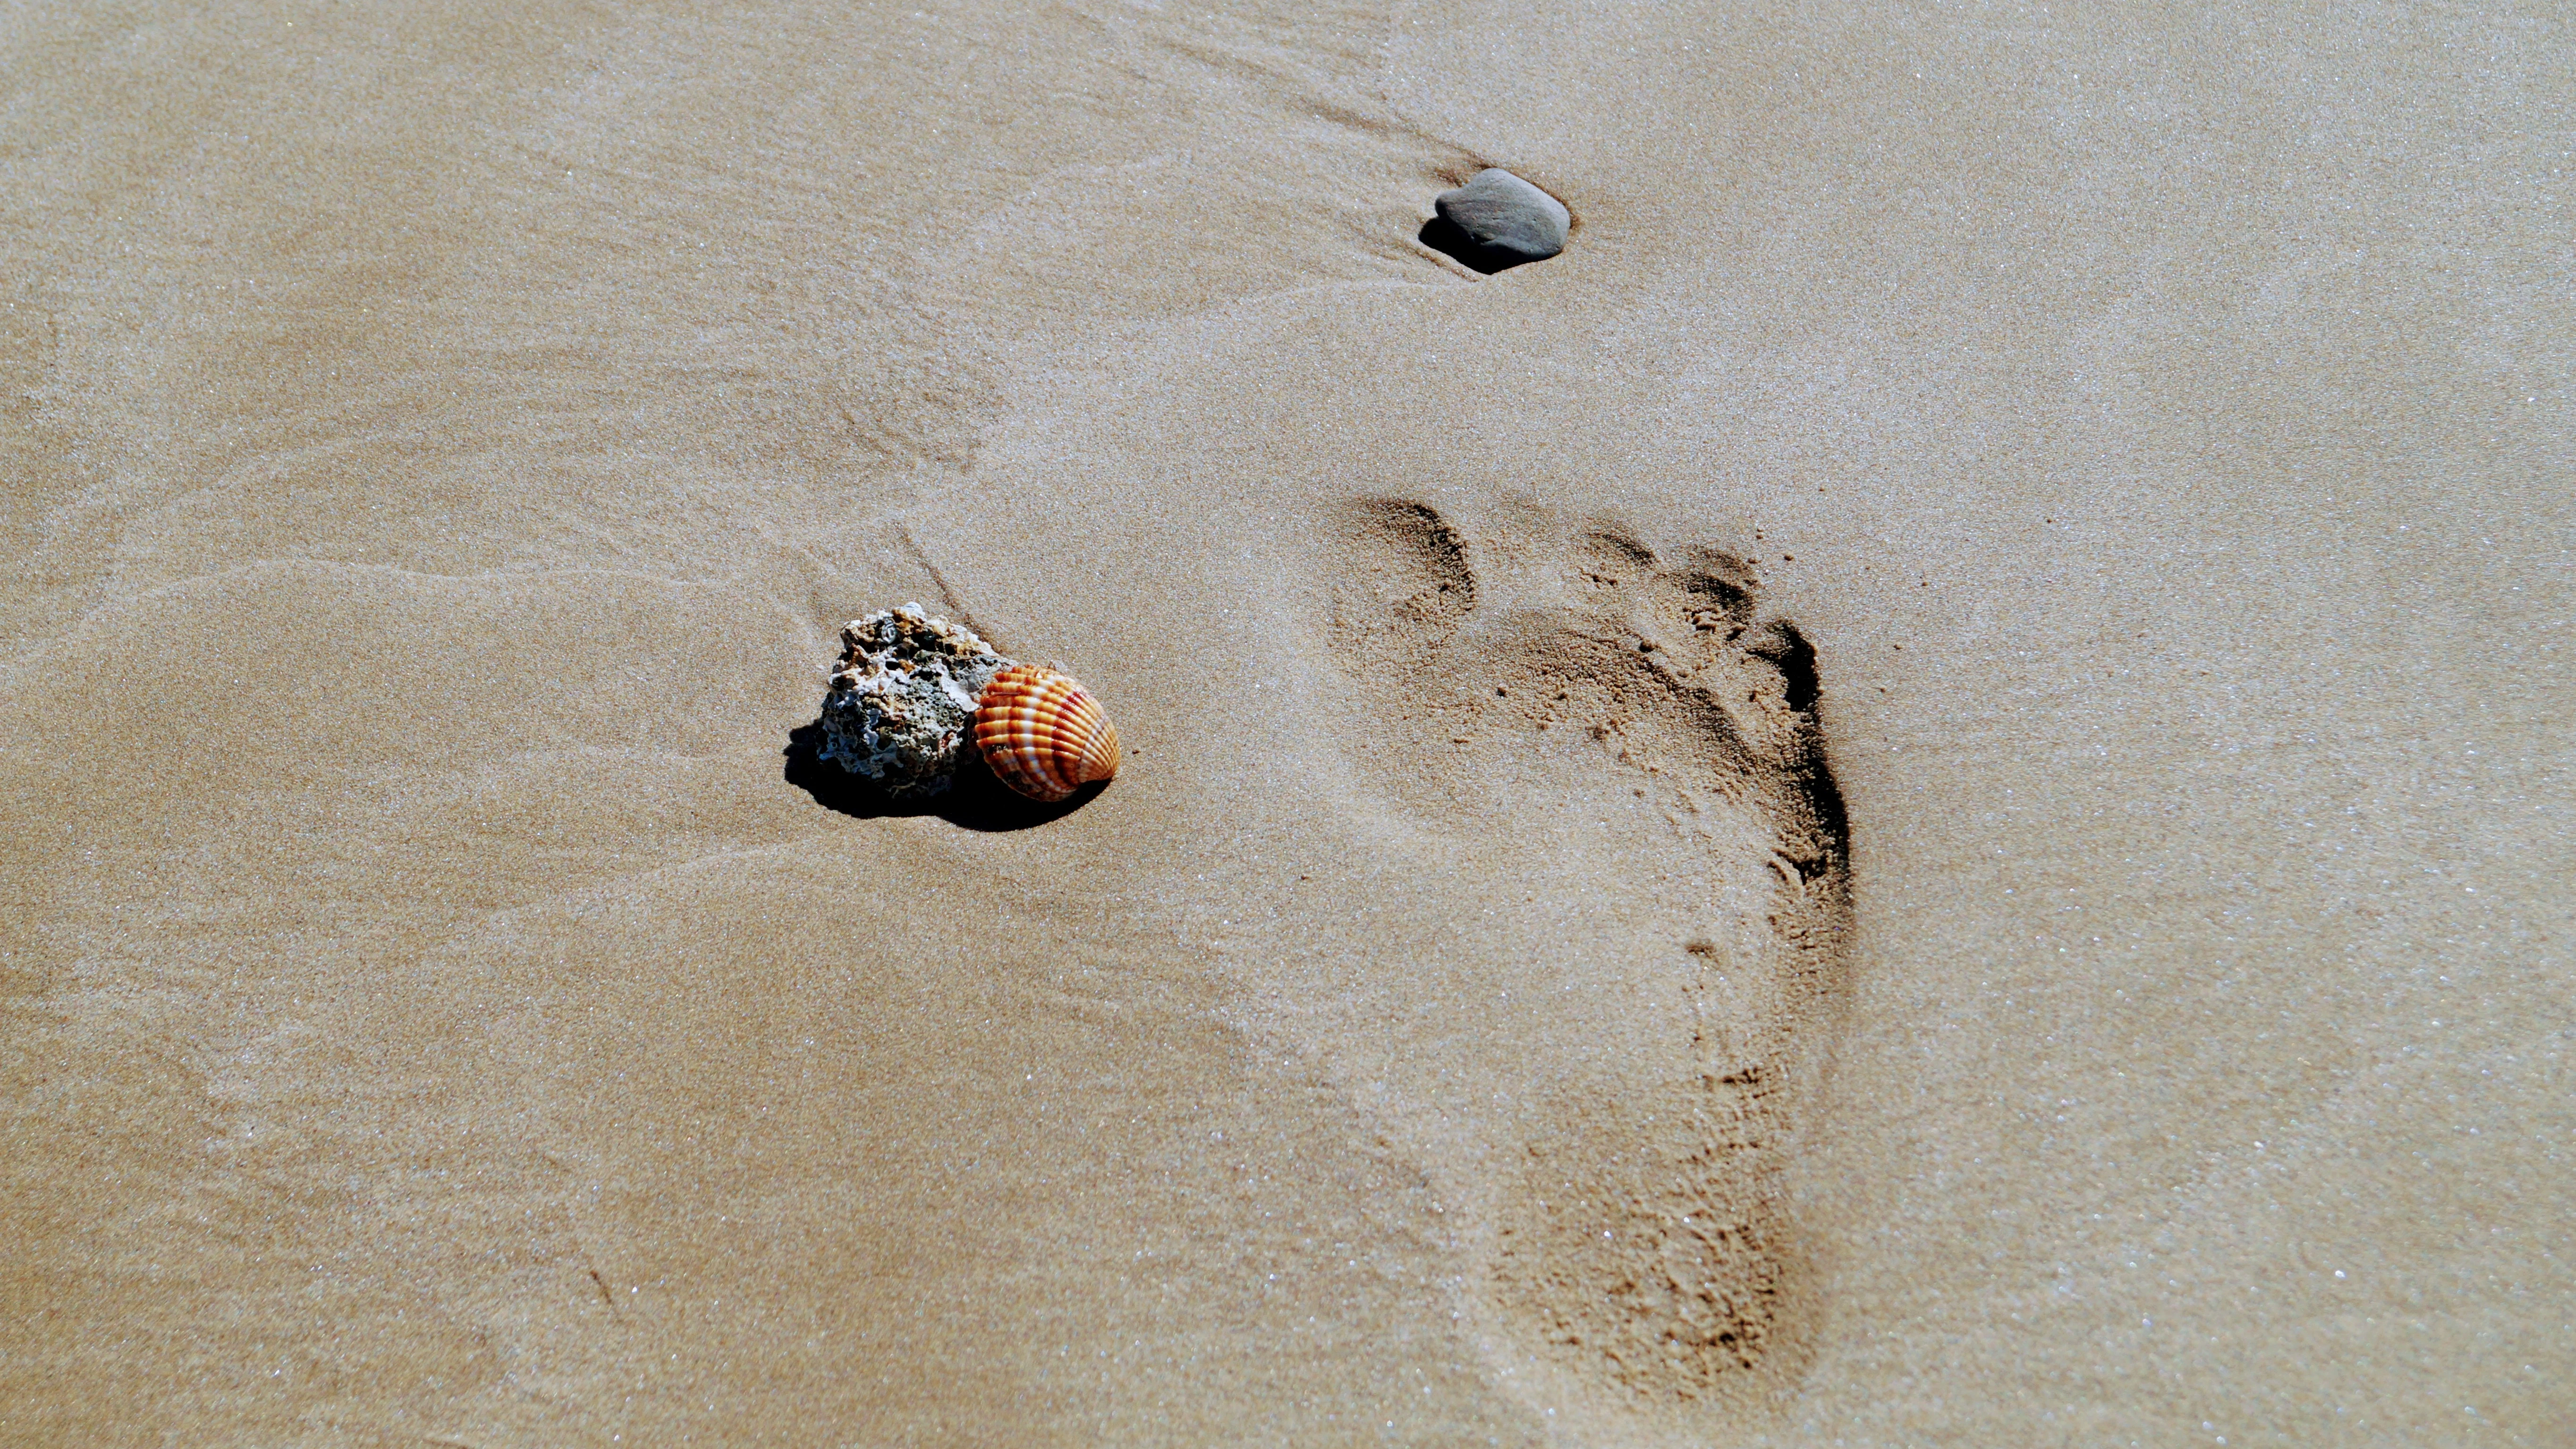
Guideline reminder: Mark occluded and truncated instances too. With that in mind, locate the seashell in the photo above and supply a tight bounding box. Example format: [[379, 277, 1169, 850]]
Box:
[[974, 664, 1120, 803]]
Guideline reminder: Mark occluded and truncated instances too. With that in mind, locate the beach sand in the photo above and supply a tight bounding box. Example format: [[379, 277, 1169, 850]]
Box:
[[2, 1, 2568, 1443]]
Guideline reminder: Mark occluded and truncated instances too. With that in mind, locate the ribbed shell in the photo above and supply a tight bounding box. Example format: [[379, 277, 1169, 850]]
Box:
[[974, 664, 1120, 803]]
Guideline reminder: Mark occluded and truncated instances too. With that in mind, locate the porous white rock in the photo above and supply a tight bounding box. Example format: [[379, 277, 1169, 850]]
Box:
[[816, 605, 1016, 799]]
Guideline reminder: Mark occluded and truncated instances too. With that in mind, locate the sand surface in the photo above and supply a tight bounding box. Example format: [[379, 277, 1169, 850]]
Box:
[[3, 1, 2569, 1444]]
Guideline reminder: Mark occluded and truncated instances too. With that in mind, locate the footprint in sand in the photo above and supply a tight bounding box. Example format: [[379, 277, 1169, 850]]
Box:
[[1320, 497, 1854, 1414]]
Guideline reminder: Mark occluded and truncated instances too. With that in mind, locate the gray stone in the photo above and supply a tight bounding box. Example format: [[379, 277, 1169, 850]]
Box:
[[1434, 169, 1571, 263], [816, 604, 1016, 800]]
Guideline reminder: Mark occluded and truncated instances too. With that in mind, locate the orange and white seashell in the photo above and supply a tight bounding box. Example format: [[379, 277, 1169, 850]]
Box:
[[973, 664, 1121, 803]]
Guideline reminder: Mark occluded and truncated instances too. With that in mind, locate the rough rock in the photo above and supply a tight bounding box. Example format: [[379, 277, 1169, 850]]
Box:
[[1433, 168, 1571, 264], [816, 605, 1016, 799]]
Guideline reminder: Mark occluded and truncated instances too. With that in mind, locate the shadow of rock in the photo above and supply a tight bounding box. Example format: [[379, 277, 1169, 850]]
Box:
[[1418, 216, 1543, 275], [782, 721, 1102, 831]]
